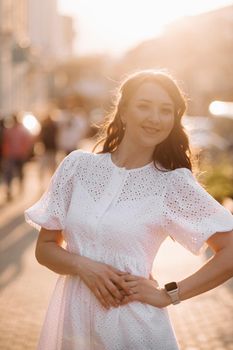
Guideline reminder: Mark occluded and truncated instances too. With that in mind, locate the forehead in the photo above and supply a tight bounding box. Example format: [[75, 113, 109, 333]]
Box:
[[130, 81, 173, 105]]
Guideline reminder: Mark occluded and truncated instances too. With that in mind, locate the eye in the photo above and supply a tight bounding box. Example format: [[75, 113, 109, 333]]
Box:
[[161, 108, 172, 114], [138, 104, 149, 110]]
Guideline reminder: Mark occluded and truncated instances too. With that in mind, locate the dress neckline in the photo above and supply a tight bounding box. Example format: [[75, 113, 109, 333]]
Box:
[[106, 152, 154, 172]]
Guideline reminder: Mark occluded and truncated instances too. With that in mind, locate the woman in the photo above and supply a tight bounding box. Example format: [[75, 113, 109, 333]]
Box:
[[25, 70, 233, 350]]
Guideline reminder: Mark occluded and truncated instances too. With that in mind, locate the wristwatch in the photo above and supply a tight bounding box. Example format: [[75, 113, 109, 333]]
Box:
[[164, 282, 181, 305]]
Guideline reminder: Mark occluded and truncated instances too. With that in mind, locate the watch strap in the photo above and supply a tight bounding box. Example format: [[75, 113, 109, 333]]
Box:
[[164, 282, 181, 305], [168, 289, 180, 305]]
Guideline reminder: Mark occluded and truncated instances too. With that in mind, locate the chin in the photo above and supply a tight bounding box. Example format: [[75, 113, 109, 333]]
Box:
[[141, 136, 165, 147], [139, 141, 159, 149], [140, 130, 167, 144]]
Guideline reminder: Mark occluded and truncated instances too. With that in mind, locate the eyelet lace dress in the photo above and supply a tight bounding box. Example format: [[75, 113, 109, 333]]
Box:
[[24, 149, 233, 350]]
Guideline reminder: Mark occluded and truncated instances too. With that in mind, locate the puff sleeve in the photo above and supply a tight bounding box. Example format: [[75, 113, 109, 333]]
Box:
[[24, 150, 83, 231], [162, 168, 233, 255]]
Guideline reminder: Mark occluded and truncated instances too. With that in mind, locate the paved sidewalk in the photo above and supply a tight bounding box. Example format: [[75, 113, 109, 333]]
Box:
[[0, 143, 233, 349]]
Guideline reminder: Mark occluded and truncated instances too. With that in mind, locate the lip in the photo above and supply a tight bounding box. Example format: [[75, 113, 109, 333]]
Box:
[[142, 126, 160, 134]]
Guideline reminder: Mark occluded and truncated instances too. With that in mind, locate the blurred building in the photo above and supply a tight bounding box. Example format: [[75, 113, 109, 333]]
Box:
[[28, 0, 74, 59], [0, 0, 75, 116], [0, 0, 29, 115], [50, 54, 114, 111]]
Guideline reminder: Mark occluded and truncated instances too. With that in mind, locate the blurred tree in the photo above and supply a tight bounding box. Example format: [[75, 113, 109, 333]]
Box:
[[199, 153, 233, 203]]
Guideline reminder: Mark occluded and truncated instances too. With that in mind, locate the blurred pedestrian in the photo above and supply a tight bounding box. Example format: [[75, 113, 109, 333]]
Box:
[[2, 114, 33, 201], [57, 109, 88, 156], [38, 114, 58, 184], [0, 117, 5, 181], [72, 107, 89, 147], [25, 70, 233, 349]]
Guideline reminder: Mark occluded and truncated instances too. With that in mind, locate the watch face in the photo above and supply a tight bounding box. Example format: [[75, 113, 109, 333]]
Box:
[[165, 282, 177, 291]]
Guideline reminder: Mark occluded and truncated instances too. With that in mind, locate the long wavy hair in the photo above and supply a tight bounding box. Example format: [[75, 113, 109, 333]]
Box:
[[92, 69, 194, 172]]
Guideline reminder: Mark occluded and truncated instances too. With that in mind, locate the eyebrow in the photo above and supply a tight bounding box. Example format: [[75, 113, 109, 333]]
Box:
[[138, 99, 173, 107]]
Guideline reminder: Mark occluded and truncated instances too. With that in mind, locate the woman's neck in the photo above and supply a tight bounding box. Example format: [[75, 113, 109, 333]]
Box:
[[111, 142, 154, 169]]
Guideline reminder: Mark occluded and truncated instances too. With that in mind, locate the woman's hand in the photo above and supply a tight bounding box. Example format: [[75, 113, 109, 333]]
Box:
[[119, 273, 171, 308], [76, 255, 133, 309]]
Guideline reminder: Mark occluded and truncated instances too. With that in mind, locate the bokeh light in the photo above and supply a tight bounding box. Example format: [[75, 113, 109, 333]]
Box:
[[209, 101, 233, 117], [22, 113, 41, 135]]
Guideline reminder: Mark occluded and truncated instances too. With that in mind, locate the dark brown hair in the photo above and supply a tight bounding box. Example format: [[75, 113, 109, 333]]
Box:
[[92, 69, 194, 172]]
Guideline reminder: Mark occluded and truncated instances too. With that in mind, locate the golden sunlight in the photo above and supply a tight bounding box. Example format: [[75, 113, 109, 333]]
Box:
[[58, 0, 233, 55]]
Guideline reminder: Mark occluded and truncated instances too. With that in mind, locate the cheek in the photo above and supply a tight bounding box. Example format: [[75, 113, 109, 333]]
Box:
[[131, 107, 148, 121], [164, 116, 174, 131], [127, 111, 144, 130]]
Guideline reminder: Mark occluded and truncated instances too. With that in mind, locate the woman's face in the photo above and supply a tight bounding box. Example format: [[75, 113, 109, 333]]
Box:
[[122, 82, 175, 149]]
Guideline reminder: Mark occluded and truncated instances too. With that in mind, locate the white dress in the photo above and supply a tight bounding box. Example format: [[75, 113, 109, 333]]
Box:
[[25, 149, 233, 350]]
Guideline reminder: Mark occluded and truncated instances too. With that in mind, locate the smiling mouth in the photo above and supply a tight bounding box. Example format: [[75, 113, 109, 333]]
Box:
[[142, 126, 161, 134]]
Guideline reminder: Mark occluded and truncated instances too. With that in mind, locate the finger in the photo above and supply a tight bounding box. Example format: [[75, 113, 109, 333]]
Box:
[[154, 280, 159, 287], [149, 274, 157, 282], [149, 274, 159, 286], [120, 296, 130, 305], [116, 281, 138, 292], [120, 292, 139, 305], [112, 276, 134, 296], [129, 286, 139, 294], [110, 267, 129, 276], [119, 289, 127, 297], [94, 288, 110, 309], [99, 285, 120, 307], [124, 281, 138, 288], [150, 276, 159, 287], [117, 287, 130, 298], [122, 274, 141, 282], [105, 280, 123, 301]]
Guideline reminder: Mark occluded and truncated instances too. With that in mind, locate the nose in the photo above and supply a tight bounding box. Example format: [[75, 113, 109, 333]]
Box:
[[147, 108, 161, 126]]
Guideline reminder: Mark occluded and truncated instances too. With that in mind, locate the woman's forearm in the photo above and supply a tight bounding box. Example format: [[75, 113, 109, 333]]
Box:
[[36, 241, 133, 308], [177, 248, 233, 301], [36, 242, 82, 276]]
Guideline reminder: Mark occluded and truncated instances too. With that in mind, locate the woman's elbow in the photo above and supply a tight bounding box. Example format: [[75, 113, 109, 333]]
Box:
[[225, 244, 233, 274], [220, 246, 233, 275], [35, 238, 53, 265], [34, 227, 63, 264], [35, 241, 45, 265], [207, 230, 233, 273]]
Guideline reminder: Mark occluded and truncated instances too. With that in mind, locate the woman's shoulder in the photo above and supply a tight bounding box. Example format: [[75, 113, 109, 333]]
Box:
[[161, 166, 198, 188], [56, 149, 90, 173], [65, 148, 95, 163], [165, 166, 194, 178], [64, 149, 104, 168]]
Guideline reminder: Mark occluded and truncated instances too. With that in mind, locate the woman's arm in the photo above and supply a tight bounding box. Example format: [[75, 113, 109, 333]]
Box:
[[120, 230, 233, 308], [36, 228, 132, 308], [35, 228, 79, 275], [176, 230, 233, 301]]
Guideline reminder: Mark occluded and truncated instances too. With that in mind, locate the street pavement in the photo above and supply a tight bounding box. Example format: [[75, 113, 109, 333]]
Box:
[[0, 142, 233, 350]]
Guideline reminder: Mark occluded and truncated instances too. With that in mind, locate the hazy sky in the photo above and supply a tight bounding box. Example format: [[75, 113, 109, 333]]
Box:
[[58, 0, 233, 57]]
